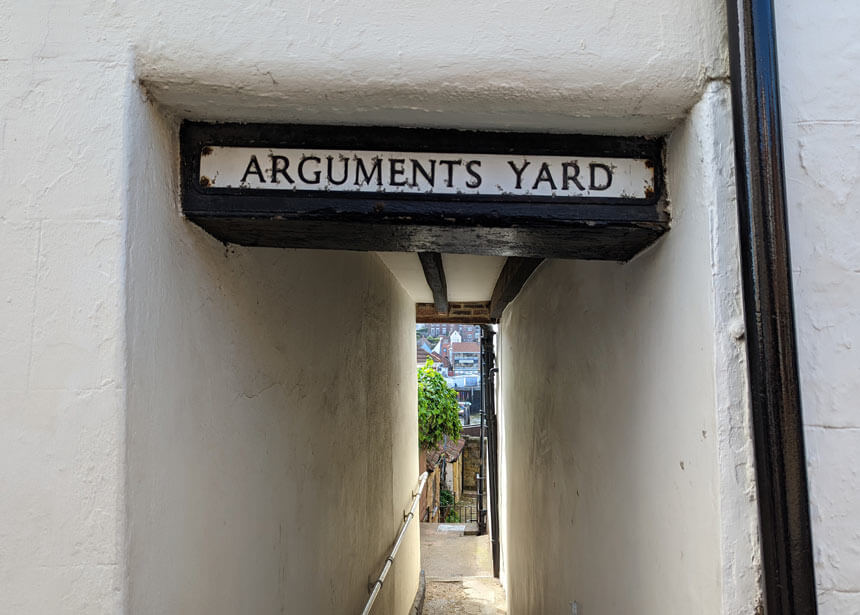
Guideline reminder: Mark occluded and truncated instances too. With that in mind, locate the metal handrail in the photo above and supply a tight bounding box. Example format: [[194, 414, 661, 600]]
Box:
[[361, 472, 429, 615]]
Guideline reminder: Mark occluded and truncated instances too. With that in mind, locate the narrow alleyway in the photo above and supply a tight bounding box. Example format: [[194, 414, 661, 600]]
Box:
[[420, 523, 507, 615]]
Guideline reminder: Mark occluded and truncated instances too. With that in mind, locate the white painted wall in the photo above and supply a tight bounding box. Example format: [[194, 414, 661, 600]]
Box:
[[496, 83, 762, 614], [124, 96, 420, 614], [132, 0, 726, 135], [775, 1, 860, 611], [12, 0, 843, 612], [0, 29, 130, 615]]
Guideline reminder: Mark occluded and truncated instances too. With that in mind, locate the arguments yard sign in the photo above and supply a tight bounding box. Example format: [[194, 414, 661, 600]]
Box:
[[181, 123, 667, 260], [199, 147, 654, 200]]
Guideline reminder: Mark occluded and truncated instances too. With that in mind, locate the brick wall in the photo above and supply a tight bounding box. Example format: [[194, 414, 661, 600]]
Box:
[[415, 302, 492, 324]]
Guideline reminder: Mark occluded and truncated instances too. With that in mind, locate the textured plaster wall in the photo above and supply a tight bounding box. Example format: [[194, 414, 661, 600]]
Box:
[[0, 12, 130, 613], [496, 83, 761, 614], [124, 97, 420, 614], [130, 0, 728, 134], [775, 1, 860, 611]]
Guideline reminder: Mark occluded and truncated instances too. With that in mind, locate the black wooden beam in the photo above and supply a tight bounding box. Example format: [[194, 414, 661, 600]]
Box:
[[726, 0, 817, 612], [418, 252, 448, 315], [180, 122, 668, 261], [187, 217, 665, 260], [489, 257, 544, 321]]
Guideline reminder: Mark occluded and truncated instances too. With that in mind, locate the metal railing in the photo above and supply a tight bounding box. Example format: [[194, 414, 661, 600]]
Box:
[[449, 500, 478, 524], [361, 472, 429, 615]]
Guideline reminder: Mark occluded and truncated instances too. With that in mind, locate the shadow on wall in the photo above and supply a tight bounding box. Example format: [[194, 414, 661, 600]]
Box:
[[124, 98, 420, 615]]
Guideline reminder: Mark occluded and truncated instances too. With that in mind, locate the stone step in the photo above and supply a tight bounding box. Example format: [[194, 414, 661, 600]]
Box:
[[422, 577, 507, 615]]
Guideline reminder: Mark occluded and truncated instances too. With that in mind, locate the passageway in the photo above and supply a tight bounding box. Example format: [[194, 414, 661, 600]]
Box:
[[420, 523, 506, 615], [122, 103, 756, 614]]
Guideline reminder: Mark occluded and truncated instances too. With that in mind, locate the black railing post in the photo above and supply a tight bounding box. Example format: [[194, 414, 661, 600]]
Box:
[[481, 325, 501, 578], [477, 329, 488, 535]]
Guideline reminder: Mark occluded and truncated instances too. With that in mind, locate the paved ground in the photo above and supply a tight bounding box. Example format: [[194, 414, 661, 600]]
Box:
[[420, 523, 507, 615]]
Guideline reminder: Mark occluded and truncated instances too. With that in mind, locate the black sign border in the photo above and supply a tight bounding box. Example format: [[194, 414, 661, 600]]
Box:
[[179, 122, 667, 259], [182, 122, 664, 219]]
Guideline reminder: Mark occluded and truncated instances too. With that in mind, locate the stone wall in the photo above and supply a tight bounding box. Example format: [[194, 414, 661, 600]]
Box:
[[462, 436, 483, 492]]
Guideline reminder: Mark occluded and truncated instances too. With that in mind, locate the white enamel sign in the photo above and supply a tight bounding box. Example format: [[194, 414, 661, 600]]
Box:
[[199, 146, 655, 200]]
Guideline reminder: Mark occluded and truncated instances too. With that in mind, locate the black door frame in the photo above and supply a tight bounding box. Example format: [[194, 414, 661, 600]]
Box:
[[726, 0, 817, 612]]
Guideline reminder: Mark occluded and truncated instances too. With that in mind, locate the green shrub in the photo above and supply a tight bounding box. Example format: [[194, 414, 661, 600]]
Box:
[[440, 488, 454, 508], [418, 360, 461, 450], [440, 488, 460, 522]]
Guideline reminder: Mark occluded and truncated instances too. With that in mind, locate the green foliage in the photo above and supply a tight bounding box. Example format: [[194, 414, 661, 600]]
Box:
[[440, 488, 460, 522], [439, 488, 455, 508], [418, 360, 461, 450]]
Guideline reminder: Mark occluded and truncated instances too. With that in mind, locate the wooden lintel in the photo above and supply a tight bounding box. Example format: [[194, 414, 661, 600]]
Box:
[[418, 252, 448, 315], [489, 257, 544, 321], [181, 122, 668, 260], [416, 302, 492, 324]]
